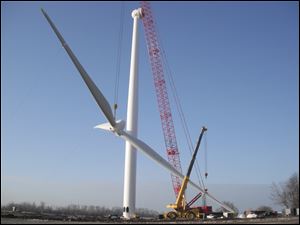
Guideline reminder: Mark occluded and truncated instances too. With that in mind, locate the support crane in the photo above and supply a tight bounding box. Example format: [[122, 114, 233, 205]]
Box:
[[140, 2, 234, 218], [165, 126, 209, 220], [140, 0, 182, 197]]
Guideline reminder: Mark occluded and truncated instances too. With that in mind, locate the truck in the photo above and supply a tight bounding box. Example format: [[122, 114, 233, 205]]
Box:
[[164, 126, 211, 220]]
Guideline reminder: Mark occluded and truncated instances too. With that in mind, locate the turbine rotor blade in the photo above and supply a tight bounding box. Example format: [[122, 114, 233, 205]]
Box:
[[118, 130, 235, 213], [119, 130, 184, 179], [41, 9, 115, 127]]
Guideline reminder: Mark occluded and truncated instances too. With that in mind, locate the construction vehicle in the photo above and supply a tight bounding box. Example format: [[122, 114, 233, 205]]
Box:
[[164, 126, 210, 220], [141, 2, 237, 218], [140, 3, 213, 213], [141, 0, 183, 198]]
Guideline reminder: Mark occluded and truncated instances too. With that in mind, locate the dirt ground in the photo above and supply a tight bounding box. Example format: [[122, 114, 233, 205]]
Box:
[[1, 217, 299, 224]]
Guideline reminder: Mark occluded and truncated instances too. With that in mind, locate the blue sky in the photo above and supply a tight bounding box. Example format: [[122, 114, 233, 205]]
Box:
[[1, 1, 299, 212]]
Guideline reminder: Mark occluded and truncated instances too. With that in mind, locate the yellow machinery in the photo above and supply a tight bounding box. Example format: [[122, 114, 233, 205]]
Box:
[[164, 126, 208, 220]]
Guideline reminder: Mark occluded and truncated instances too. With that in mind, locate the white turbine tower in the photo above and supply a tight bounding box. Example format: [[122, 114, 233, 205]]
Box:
[[123, 8, 143, 219], [41, 7, 235, 219]]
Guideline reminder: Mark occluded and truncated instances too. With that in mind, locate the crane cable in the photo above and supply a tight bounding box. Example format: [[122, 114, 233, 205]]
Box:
[[165, 51, 207, 193], [113, 1, 125, 120], [154, 16, 206, 191], [204, 132, 208, 179], [166, 51, 206, 190]]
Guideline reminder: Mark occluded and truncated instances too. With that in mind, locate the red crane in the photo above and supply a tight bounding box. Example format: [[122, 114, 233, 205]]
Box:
[[140, 1, 182, 197]]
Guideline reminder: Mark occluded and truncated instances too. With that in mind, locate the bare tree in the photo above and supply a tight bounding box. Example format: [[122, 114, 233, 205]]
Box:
[[39, 201, 45, 213], [136, 208, 159, 217], [271, 172, 299, 208]]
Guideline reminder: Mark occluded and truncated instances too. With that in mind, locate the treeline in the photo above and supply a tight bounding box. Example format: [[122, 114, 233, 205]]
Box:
[[1, 202, 159, 218]]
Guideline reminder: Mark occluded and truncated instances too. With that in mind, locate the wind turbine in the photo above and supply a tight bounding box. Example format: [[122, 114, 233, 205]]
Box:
[[41, 8, 234, 219]]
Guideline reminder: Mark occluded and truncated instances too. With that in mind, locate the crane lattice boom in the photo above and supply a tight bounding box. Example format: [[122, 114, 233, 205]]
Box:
[[140, 1, 182, 197]]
